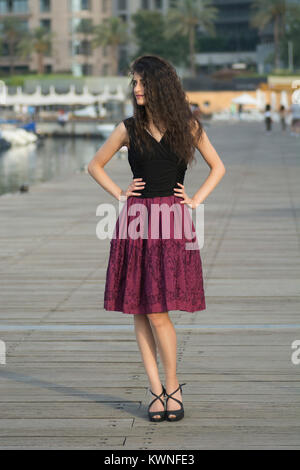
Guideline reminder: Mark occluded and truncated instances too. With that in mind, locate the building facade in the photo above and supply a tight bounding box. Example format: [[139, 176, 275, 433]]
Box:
[[195, 0, 262, 71], [0, 0, 113, 76], [113, 0, 265, 73], [0, 0, 169, 76], [0, 0, 278, 76]]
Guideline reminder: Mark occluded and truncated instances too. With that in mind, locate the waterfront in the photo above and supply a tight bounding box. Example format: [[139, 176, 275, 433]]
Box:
[[0, 136, 121, 196]]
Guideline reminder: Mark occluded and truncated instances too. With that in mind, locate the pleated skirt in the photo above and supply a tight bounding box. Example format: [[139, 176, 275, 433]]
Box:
[[103, 195, 206, 314]]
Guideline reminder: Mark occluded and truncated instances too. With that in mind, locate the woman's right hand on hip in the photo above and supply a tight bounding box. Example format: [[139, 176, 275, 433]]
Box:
[[119, 178, 146, 200]]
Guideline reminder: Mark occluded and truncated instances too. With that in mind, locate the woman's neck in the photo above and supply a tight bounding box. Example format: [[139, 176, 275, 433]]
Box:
[[145, 108, 165, 131]]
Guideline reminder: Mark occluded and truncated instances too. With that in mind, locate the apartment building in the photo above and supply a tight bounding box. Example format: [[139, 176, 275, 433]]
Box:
[[194, 0, 261, 71], [114, 0, 265, 73], [0, 0, 113, 76], [0, 0, 278, 76]]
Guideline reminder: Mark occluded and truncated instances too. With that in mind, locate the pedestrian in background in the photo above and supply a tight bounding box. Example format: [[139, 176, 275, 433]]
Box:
[[279, 105, 287, 131], [264, 104, 272, 133], [290, 103, 300, 137]]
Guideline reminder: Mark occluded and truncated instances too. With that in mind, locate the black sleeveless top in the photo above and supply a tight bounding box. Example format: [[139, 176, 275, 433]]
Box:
[[123, 116, 187, 198]]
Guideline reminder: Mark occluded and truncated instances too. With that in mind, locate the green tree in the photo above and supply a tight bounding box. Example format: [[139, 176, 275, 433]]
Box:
[[250, 0, 300, 70], [164, 0, 218, 77], [132, 10, 166, 57], [17, 27, 53, 74], [92, 17, 129, 76], [0, 17, 24, 75], [131, 10, 189, 66]]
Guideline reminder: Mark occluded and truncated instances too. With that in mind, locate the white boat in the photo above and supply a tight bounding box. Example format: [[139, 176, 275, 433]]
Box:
[[0, 128, 38, 146], [73, 105, 107, 118]]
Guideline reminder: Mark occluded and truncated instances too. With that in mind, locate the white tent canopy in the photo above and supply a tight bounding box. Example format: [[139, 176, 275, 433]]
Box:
[[232, 93, 258, 105], [256, 89, 266, 111], [280, 90, 289, 109], [1, 83, 126, 107]]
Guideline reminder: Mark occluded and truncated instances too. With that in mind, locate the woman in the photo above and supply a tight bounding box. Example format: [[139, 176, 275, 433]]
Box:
[[88, 55, 226, 423], [264, 104, 272, 133]]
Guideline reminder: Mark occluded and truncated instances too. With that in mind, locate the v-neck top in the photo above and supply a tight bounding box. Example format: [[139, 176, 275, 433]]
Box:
[[122, 116, 187, 198]]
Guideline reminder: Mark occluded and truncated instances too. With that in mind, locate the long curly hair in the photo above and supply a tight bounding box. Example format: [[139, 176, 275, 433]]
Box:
[[127, 54, 204, 168]]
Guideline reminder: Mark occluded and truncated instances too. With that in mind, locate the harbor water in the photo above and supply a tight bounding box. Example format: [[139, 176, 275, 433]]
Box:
[[0, 136, 125, 196]]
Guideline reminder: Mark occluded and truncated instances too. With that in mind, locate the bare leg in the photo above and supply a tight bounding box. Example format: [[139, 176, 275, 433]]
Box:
[[147, 312, 183, 419], [133, 314, 164, 419]]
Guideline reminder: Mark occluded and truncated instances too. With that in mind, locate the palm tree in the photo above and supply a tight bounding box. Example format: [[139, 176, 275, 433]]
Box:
[[92, 17, 129, 76], [250, 0, 300, 70], [0, 17, 23, 75], [164, 0, 218, 77], [18, 27, 53, 74]]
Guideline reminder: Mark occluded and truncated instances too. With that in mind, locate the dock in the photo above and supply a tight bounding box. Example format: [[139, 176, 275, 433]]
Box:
[[36, 120, 115, 138], [0, 121, 299, 449]]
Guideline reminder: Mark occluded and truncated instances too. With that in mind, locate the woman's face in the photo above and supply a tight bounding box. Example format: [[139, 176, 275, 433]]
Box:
[[133, 73, 146, 106]]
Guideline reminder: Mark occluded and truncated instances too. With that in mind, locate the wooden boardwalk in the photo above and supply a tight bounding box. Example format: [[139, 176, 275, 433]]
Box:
[[0, 122, 299, 449]]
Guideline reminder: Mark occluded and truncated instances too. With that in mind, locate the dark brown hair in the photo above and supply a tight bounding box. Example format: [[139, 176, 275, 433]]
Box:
[[127, 54, 203, 167]]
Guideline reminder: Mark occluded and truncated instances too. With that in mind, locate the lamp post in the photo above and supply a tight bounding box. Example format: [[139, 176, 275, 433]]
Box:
[[288, 41, 294, 73]]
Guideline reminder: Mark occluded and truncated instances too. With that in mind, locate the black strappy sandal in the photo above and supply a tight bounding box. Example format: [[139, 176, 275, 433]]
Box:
[[165, 383, 186, 422], [148, 385, 166, 422]]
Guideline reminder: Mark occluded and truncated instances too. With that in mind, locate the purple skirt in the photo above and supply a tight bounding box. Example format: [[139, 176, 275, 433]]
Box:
[[104, 195, 206, 314]]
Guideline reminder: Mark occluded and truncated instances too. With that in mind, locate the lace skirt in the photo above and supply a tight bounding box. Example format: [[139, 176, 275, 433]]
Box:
[[103, 195, 206, 314]]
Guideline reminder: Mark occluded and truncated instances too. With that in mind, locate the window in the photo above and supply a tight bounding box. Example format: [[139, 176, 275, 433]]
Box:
[[40, 19, 51, 31], [119, 14, 127, 23], [0, 0, 7, 13], [0, 0, 29, 13], [79, 40, 91, 55], [82, 64, 92, 75], [154, 0, 162, 8], [118, 0, 127, 10], [141, 0, 149, 9], [14, 0, 28, 13], [102, 63, 109, 76], [69, 0, 91, 11], [72, 40, 92, 55], [40, 0, 50, 12]]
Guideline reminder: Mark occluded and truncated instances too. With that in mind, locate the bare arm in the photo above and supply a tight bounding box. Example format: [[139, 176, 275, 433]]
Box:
[[191, 127, 226, 206], [87, 122, 129, 201]]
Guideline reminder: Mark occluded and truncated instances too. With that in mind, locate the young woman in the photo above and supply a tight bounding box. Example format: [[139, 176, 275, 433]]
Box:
[[88, 55, 226, 423]]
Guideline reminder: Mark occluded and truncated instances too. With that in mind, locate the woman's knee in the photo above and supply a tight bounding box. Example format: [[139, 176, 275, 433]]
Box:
[[146, 312, 169, 328]]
